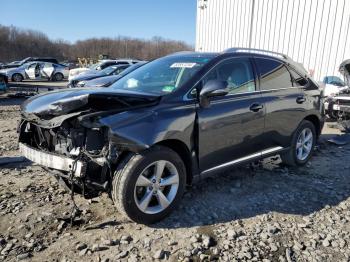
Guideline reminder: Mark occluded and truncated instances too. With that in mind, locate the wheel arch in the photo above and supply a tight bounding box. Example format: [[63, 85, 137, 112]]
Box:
[[54, 72, 64, 80], [155, 139, 193, 185], [11, 72, 24, 81], [303, 114, 321, 137]]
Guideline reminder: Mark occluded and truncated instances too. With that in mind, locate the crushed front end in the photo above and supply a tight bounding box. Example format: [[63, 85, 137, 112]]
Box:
[[18, 117, 119, 198], [18, 88, 160, 198]]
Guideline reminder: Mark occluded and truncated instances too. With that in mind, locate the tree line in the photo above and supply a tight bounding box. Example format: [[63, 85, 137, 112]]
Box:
[[0, 24, 193, 63]]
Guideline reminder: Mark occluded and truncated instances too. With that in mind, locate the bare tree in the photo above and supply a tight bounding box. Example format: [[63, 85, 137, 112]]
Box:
[[0, 24, 193, 63]]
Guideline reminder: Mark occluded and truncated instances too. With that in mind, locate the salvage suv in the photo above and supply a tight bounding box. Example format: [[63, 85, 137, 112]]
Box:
[[18, 48, 323, 224]]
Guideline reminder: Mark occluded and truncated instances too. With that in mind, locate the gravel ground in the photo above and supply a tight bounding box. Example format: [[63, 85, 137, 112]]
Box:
[[0, 94, 349, 262]]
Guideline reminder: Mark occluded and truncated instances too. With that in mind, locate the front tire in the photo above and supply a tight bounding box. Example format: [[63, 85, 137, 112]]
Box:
[[112, 146, 186, 224], [12, 73, 23, 82], [280, 120, 316, 166]]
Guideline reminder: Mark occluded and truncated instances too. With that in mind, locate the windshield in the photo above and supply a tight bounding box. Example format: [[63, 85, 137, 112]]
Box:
[[324, 76, 345, 87], [89, 63, 99, 70], [101, 66, 117, 75], [19, 57, 31, 65], [109, 55, 214, 95], [118, 62, 146, 77]]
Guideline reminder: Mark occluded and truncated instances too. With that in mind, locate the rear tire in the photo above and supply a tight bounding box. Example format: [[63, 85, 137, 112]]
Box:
[[112, 146, 186, 224], [12, 73, 23, 82], [53, 73, 64, 81], [280, 120, 316, 166]]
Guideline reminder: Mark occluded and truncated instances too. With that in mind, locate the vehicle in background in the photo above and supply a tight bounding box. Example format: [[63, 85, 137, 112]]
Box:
[[18, 48, 323, 224], [0, 73, 8, 93], [1, 57, 59, 69], [61, 62, 78, 70], [321, 76, 348, 97], [324, 60, 350, 119], [68, 59, 142, 81], [0, 62, 69, 82], [80, 62, 147, 88], [68, 64, 130, 88]]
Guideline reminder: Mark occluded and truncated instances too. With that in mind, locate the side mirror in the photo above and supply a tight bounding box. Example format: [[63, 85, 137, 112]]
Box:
[[199, 80, 228, 108]]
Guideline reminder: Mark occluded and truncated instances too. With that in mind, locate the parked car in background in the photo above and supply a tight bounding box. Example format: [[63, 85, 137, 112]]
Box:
[[68, 59, 142, 80], [0, 62, 68, 82], [324, 59, 350, 119], [68, 64, 130, 88], [80, 62, 147, 88], [0, 72, 8, 93], [321, 76, 348, 97], [1, 57, 59, 69], [18, 48, 323, 224]]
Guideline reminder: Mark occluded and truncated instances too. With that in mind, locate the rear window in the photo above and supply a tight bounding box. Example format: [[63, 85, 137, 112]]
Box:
[[255, 58, 293, 90]]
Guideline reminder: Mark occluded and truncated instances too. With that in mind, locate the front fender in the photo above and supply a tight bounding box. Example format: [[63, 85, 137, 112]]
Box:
[[98, 103, 196, 153]]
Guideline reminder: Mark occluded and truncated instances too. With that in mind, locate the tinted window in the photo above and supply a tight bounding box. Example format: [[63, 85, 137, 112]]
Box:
[[289, 68, 308, 86], [255, 58, 293, 90], [203, 58, 256, 94]]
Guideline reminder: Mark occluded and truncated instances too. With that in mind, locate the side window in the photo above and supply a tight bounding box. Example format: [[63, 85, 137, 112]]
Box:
[[255, 58, 293, 90], [289, 69, 308, 86], [28, 63, 37, 69], [202, 58, 256, 95]]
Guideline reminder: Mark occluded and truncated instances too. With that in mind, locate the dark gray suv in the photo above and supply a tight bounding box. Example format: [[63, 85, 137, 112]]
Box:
[[18, 48, 324, 223]]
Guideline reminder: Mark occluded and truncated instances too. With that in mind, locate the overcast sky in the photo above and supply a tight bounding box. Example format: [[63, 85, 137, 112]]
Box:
[[0, 0, 197, 45]]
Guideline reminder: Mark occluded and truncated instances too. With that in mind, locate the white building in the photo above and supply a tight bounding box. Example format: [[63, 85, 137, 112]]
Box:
[[196, 0, 350, 81]]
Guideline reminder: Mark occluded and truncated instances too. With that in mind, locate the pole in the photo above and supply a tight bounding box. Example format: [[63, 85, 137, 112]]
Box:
[[249, 0, 256, 48]]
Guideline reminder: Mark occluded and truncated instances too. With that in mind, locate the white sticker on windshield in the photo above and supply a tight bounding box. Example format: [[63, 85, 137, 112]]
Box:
[[170, 63, 197, 68]]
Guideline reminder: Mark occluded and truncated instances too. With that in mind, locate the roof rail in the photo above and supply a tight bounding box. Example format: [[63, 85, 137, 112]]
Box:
[[224, 47, 291, 60]]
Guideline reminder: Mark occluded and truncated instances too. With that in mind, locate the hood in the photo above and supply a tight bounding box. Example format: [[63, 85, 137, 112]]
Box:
[[339, 59, 350, 85], [0, 68, 15, 74], [68, 68, 91, 79], [21, 87, 160, 121], [1, 64, 20, 69], [84, 75, 121, 87], [71, 72, 103, 82]]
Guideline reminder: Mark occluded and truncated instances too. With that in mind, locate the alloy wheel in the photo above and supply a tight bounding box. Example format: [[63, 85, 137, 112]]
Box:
[[13, 74, 22, 82], [134, 160, 179, 214], [296, 127, 313, 161]]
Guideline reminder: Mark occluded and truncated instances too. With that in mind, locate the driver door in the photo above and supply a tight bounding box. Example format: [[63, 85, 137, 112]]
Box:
[[197, 57, 266, 173]]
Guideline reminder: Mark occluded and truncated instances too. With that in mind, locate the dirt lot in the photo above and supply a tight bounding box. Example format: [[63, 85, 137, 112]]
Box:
[[0, 92, 350, 262]]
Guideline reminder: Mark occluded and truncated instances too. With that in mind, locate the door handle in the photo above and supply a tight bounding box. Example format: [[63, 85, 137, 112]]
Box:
[[296, 96, 306, 104], [249, 103, 264, 112]]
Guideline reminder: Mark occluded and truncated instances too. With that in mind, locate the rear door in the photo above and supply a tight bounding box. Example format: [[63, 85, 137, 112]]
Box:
[[41, 63, 54, 79], [25, 63, 38, 79], [254, 57, 304, 148], [197, 57, 266, 173]]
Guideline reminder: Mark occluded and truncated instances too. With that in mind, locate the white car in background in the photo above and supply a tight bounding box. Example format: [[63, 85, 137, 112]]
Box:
[[68, 59, 141, 81], [0, 62, 68, 82], [323, 62, 350, 119]]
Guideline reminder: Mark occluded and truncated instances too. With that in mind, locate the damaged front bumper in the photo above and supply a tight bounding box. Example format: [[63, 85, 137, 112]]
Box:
[[19, 142, 85, 177]]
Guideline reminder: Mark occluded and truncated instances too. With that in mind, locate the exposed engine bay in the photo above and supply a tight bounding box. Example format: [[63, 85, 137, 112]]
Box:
[[19, 119, 114, 198], [18, 88, 160, 198]]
